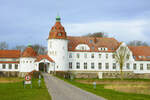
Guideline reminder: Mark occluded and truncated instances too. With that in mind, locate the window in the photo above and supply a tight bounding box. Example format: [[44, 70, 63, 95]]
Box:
[[26, 61, 28, 63], [105, 63, 109, 69], [84, 63, 87, 69], [106, 54, 108, 59], [91, 54, 94, 58], [91, 63, 94, 69], [81, 46, 85, 50], [30, 61, 32, 63], [58, 33, 62, 36], [2, 64, 6, 69], [84, 53, 87, 58], [69, 53, 72, 58], [126, 63, 130, 69], [76, 62, 80, 69], [99, 54, 101, 58], [126, 55, 130, 59], [133, 63, 137, 70], [69, 62, 72, 69], [112, 54, 115, 59], [77, 53, 80, 58], [113, 63, 116, 69], [89, 40, 93, 43], [15, 64, 18, 69], [9, 64, 12, 69], [147, 64, 150, 70], [140, 64, 143, 70], [98, 63, 102, 69], [91, 46, 94, 50], [69, 46, 72, 49]]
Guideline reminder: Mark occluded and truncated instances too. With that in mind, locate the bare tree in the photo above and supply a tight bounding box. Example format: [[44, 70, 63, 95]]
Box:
[[84, 32, 108, 37], [32, 44, 47, 55], [0, 41, 8, 50], [128, 40, 148, 46], [114, 44, 130, 80], [15, 45, 26, 52]]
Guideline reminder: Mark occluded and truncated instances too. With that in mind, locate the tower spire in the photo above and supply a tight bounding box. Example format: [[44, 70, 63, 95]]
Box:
[[56, 14, 61, 22]]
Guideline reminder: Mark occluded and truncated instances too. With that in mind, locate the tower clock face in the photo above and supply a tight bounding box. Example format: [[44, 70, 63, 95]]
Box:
[[58, 33, 62, 36]]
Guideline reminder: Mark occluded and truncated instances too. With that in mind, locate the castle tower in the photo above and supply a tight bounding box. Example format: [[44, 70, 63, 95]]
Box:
[[48, 16, 68, 71]]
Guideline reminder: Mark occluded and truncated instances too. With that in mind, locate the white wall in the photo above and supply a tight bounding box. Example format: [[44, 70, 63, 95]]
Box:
[[48, 39, 68, 71], [0, 63, 19, 71], [19, 57, 36, 72], [68, 51, 150, 73]]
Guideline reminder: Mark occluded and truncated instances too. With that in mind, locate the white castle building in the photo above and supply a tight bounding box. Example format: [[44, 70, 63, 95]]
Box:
[[0, 16, 150, 77]]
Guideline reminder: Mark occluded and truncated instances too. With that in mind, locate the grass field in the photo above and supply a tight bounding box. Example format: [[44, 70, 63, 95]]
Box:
[[59, 77, 150, 100], [0, 77, 51, 100]]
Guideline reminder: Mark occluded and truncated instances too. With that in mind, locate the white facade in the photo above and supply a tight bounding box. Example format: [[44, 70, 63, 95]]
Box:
[[48, 39, 68, 71], [19, 57, 37, 72], [1, 17, 150, 75]]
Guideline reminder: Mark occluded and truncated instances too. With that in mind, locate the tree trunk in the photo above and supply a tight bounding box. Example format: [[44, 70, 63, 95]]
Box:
[[120, 68, 124, 80]]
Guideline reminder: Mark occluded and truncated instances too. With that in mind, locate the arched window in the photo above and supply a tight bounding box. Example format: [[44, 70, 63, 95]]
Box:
[[58, 33, 62, 36]]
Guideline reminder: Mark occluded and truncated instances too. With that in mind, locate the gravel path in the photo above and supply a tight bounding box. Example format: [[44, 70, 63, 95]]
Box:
[[43, 73, 105, 100]]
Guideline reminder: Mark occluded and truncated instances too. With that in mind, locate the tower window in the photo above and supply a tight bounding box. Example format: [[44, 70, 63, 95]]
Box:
[[99, 54, 101, 58], [77, 53, 80, 58], [89, 40, 93, 43], [69, 53, 72, 58], [84, 53, 87, 58], [58, 33, 62, 36], [91, 54, 94, 58]]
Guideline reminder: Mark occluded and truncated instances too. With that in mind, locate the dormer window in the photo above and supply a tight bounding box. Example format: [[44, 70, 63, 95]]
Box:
[[69, 46, 72, 49], [111, 48, 114, 50], [98, 47, 108, 51], [58, 33, 62, 36], [89, 40, 93, 43], [75, 44, 90, 50]]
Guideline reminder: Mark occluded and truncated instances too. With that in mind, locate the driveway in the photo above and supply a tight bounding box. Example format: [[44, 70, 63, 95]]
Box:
[[43, 73, 105, 100]]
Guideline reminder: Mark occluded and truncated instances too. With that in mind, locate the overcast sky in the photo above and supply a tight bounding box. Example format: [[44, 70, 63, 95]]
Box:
[[0, 0, 150, 48]]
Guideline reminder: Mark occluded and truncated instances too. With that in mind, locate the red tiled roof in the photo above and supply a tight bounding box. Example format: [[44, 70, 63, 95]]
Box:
[[0, 61, 19, 64], [22, 47, 37, 57], [128, 46, 150, 61], [0, 50, 21, 58], [36, 55, 54, 62], [67, 36, 120, 52], [48, 21, 67, 39]]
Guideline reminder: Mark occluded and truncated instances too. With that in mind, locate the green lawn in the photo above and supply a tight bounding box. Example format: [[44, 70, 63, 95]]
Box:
[[58, 77, 150, 100], [0, 78, 51, 100]]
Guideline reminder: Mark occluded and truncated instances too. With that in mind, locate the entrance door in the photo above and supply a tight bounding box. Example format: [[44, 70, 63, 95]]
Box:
[[39, 63, 48, 72]]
